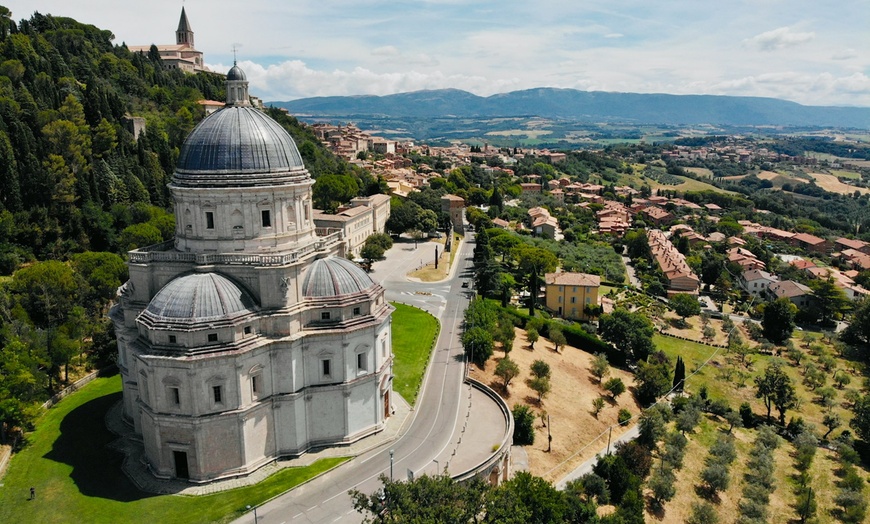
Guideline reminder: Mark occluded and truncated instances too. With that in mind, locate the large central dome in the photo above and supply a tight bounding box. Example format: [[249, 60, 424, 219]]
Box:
[[174, 106, 306, 186]]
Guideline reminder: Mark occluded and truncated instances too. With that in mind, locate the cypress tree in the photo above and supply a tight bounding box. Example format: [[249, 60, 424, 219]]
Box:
[[673, 356, 686, 392]]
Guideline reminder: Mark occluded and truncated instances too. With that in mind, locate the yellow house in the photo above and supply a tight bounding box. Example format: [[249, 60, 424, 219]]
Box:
[[544, 272, 601, 320]]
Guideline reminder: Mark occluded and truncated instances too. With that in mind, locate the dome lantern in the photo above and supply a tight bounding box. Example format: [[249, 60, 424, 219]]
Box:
[[226, 61, 250, 107]]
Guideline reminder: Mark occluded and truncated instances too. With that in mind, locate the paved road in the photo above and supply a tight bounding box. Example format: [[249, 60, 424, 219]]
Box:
[[239, 236, 476, 524], [554, 423, 640, 491], [621, 256, 641, 289]]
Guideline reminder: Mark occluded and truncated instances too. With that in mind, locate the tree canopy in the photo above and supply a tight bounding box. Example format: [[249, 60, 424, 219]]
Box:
[[599, 308, 655, 362], [762, 297, 797, 345]]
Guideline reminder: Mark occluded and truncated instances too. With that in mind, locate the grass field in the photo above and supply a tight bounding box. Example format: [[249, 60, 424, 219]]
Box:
[[618, 170, 733, 195], [831, 169, 862, 180], [0, 376, 349, 524], [390, 302, 439, 405], [684, 167, 714, 178]]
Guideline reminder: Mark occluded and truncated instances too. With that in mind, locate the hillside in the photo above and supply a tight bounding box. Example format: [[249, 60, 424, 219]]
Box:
[[0, 8, 354, 265], [272, 88, 870, 129]]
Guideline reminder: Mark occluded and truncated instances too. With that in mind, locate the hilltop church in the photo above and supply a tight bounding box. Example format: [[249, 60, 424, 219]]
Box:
[[128, 7, 207, 73], [111, 63, 394, 483]]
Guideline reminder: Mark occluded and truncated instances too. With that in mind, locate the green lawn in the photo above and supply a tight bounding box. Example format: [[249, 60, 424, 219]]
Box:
[[390, 302, 439, 405], [653, 334, 731, 399], [830, 169, 861, 180], [0, 375, 348, 524]]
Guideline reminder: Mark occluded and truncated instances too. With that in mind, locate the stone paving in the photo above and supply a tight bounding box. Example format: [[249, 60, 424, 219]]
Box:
[[105, 393, 413, 496]]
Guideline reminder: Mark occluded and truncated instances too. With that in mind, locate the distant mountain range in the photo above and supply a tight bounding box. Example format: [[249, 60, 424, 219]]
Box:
[[270, 88, 870, 129]]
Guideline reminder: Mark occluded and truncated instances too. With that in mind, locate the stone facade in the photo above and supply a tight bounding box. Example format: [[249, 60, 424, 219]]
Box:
[[111, 66, 393, 483]]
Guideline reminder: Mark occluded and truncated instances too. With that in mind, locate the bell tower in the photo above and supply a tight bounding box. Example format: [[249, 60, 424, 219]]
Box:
[[176, 7, 194, 48]]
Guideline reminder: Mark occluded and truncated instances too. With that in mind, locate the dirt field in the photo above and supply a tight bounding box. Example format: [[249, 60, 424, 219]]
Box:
[[468, 328, 641, 482], [807, 172, 870, 195]]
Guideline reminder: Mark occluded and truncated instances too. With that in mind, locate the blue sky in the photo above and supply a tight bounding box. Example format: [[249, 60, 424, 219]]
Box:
[[6, 0, 869, 106]]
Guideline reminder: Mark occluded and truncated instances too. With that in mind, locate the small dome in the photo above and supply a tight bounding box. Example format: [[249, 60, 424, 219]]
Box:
[[227, 64, 246, 81], [174, 106, 307, 185], [303, 257, 375, 298], [143, 273, 257, 323]]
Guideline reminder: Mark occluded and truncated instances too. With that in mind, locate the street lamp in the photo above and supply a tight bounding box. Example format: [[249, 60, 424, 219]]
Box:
[[246, 504, 258, 523], [389, 449, 394, 481], [433, 459, 440, 475]]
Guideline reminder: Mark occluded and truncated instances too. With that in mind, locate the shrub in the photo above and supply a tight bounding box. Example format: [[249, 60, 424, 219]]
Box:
[[687, 501, 720, 524], [755, 425, 781, 450], [512, 405, 535, 445], [834, 489, 868, 523], [604, 377, 626, 400], [648, 464, 676, 505], [675, 406, 701, 434], [739, 402, 755, 428], [793, 431, 818, 472], [615, 440, 653, 479], [708, 435, 737, 465], [701, 462, 730, 495], [592, 396, 605, 417], [530, 359, 551, 379], [617, 408, 632, 426]]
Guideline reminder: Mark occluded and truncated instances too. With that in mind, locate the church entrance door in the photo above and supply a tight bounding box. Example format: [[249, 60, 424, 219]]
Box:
[[173, 451, 189, 479], [383, 391, 390, 418]]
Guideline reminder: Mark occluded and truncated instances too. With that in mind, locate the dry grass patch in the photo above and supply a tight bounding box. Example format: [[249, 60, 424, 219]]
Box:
[[408, 237, 459, 282], [808, 171, 870, 195], [468, 328, 641, 482]]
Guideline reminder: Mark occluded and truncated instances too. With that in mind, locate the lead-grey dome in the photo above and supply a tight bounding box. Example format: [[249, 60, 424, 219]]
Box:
[[173, 106, 307, 186], [227, 64, 246, 81], [142, 272, 257, 323], [303, 257, 375, 298]]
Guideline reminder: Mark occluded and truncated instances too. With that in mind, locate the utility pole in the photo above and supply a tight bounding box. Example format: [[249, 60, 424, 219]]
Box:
[[547, 414, 552, 452]]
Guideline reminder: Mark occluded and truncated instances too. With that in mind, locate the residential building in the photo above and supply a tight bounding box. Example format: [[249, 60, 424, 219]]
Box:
[[544, 272, 601, 320], [835, 237, 870, 255], [739, 269, 779, 298], [528, 207, 559, 239], [641, 206, 675, 226], [767, 280, 814, 308], [648, 229, 700, 295], [791, 232, 831, 254]]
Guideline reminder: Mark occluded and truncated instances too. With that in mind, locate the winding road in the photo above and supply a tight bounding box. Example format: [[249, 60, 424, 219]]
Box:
[[237, 235, 476, 523]]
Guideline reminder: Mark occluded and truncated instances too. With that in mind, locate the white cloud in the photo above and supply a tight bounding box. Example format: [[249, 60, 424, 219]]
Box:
[[221, 59, 522, 100], [5, 0, 869, 107], [744, 27, 815, 51], [708, 71, 870, 106]]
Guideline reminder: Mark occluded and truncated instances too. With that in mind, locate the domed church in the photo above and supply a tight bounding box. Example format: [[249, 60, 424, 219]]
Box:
[[111, 65, 394, 483]]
